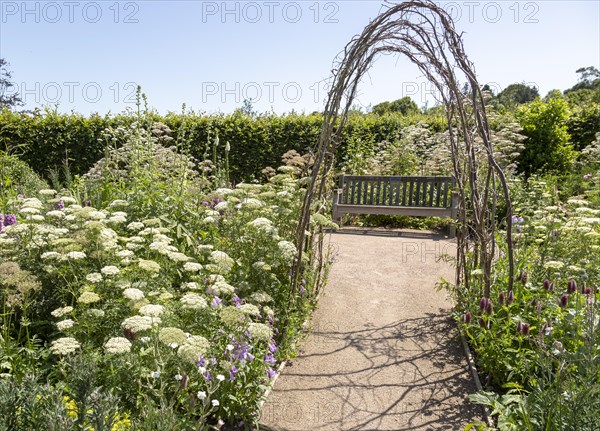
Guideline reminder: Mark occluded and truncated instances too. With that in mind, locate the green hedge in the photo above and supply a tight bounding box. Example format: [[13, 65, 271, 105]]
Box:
[[0, 109, 446, 182]]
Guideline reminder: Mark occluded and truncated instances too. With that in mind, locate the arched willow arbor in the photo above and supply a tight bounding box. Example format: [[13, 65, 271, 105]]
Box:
[[291, 0, 515, 306]]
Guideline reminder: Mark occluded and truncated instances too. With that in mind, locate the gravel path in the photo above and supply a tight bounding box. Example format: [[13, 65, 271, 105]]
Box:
[[261, 229, 484, 430]]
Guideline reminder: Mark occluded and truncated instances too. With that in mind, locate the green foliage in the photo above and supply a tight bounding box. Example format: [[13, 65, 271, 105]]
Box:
[[0, 151, 48, 211], [460, 174, 600, 430], [371, 97, 420, 116], [0, 122, 332, 428], [0, 109, 445, 184], [515, 98, 576, 175], [493, 83, 539, 110], [567, 103, 600, 151]]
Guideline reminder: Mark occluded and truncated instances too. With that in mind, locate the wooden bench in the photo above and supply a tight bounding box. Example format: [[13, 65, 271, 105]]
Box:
[[332, 175, 458, 237]]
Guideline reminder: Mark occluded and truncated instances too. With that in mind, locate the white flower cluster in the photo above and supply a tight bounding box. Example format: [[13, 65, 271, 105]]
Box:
[[210, 251, 235, 273], [104, 337, 132, 354], [277, 240, 297, 263], [247, 322, 273, 342], [180, 293, 208, 310], [50, 337, 81, 355], [51, 306, 74, 318]]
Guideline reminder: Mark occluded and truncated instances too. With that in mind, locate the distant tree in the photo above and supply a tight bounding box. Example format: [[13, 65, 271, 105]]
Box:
[[236, 98, 257, 117], [495, 83, 539, 108], [481, 84, 495, 97], [372, 96, 419, 115], [0, 58, 23, 110], [567, 104, 600, 151], [565, 66, 600, 94], [543, 89, 564, 102], [515, 98, 576, 176]]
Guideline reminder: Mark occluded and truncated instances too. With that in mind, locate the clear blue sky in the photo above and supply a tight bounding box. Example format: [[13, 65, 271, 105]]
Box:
[[1, 0, 599, 115]]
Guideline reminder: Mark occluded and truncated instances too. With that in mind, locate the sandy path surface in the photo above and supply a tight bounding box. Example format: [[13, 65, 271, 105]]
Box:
[[261, 229, 483, 430]]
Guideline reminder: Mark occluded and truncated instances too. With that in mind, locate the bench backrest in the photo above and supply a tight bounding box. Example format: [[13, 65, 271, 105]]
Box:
[[337, 175, 455, 208]]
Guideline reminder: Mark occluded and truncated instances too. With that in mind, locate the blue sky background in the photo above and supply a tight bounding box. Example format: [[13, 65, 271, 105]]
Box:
[[1, 0, 599, 115]]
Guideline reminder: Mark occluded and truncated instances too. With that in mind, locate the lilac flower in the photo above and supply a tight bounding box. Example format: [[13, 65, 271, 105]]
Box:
[[268, 341, 277, 354], [229, 365, 238, 381], [54, 200, 65, 210], [197, 355, 207, 367], [232, 341, 254, 362], [583, 173, 593, 180], [211, 357, 217, 365], [211, 297, 222, 308], [204, 370, 212, 381], [3, 214, 17, 226], [267, 368, 277, 379], [264, 353, 276, 365], [232, 295, 242, 307]]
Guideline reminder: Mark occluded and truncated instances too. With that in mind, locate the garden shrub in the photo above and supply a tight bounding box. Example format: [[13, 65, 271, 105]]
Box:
[[0, 108, 444, 183], [0, 151, 48, 210]]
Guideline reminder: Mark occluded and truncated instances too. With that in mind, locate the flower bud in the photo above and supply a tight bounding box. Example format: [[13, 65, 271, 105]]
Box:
[[560, 294, 568, 307], [543, 279, 551, 290], [567, 279, 577, 294], [462, 312, 472, 324], [499, 291, 505, 305], [507, 290, 514, 304], [485, 300, 493, 315]]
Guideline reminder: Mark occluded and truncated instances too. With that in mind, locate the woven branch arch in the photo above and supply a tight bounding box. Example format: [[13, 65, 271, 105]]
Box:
[[291, 0, 515, 305]]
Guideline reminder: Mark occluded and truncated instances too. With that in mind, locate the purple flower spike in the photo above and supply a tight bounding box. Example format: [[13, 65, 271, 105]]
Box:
[[229, 365, 238, 381], [507, 290, 514, 304], [204, 370, 212, 381], [543, 279, 550, 290], [522, 323, 530, 335], [462, 312, 472, 324], [197, 355, 206, 367], [567, 279, 577, 294], [479, 297, 489, 311], [485, 300, 493, 315], [560, 294, 569, 308], [233, 295, 242, 307], [499, 291, 505, 305], [268, 341, 277, 354]]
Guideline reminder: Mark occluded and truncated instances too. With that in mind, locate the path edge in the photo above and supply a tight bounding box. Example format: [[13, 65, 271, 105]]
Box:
[[458, 327, 495, 429]]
